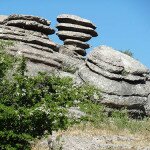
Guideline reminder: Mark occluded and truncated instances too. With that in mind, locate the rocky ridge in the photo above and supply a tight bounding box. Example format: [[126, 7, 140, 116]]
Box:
[[0, 14, 150, 116]]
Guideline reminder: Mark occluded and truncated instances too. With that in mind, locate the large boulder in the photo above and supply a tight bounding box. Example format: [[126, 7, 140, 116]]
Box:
[[78, 46, 150, 116]]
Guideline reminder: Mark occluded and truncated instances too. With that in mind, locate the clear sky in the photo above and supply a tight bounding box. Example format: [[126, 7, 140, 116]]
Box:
[[0, 0, 150, 68]]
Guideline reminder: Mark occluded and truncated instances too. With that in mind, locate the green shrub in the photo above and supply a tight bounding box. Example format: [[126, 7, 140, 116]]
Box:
[[0, 40, 15, 79], [0, 40, 101, 150], [120, 50, 133, 57]]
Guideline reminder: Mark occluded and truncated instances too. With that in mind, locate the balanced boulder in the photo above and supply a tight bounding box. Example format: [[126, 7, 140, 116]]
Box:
[[56, 14, 98, 56]]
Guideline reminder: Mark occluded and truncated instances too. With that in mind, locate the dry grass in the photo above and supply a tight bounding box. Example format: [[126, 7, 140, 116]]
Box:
[[32, 122, 150, 150], [58, 123, 150, 148]]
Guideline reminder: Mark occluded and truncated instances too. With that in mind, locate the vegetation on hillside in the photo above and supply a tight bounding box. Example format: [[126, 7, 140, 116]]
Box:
[[0, 40, 101, 150]]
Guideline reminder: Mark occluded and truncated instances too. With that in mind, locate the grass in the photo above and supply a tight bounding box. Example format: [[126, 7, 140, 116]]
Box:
[[32, 101, 150, 149], [79, 100, 150, 134], [32, 122, 150, 150]]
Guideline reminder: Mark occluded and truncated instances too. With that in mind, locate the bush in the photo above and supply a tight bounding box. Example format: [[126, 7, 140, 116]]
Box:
[[0, 40, 101, 149], [120, 50, 133, 57]]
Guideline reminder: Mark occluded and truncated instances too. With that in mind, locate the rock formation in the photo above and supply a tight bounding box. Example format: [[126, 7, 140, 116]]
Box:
[[0, 14, 84, 82], [79, 46, 150, 116], [56, 14, 98, 56], [0, 14, 150, 116]]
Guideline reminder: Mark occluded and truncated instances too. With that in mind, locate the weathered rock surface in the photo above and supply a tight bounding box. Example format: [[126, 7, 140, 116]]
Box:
[[56, 14, 98, 56], [78, 45, 150, 115], [7, 41, 84, 76], [59, 45, 86, 57], [57, 14, 96, 29], [0, 25, 57, 50], [4, 14, 51, 26], [57, 31, 92, 42], [1, 14, 150, 116], [56, 23, 98, 37], [0, 14, 58, 51], [4, 20, 55, 35], [0, 15, 8, 24], [64, 39, 90, 49], [0, 14, 85, 81]]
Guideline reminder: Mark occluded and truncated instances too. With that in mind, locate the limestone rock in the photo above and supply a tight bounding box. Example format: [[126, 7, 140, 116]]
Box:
[[64, 39, 90, 49], [56, 14, 98, 56], [56, 23, 98, 37], [4, 20, 55, 35], [0, 14, 57, 51], [0, 15, 8, 24], [57, 30, 92, 42], [57, 14, 96, 29], [78, 45, 150, 115], [1, 13, 150, 117], [4, 14, 51, 26], [0, 25, 57, 50], [88, 46, 149, 75], [59, 45, 86, 57]]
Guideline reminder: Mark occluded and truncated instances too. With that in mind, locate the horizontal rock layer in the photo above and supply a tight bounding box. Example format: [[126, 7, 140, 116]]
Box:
[[78, 46, 150, 113], [3, 14, 51, 26], [64, 39, 90, 49], [6, 41, 84, 74], [56, 23, 98, 37], [1, 14, 150, 116], [56, 14, 98, 56], [88, 46, 149, 75], [0, 25, 58, 50], [57, 14, 96, 29], [4, 20, 55, 35], [57, 30, 92, 42]]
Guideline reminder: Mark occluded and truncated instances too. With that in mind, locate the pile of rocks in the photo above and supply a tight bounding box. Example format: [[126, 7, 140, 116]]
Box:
[[56, 14, 98, 56]]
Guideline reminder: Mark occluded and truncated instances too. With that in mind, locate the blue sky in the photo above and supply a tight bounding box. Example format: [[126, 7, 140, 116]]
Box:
[[0, 0, 150, 68]]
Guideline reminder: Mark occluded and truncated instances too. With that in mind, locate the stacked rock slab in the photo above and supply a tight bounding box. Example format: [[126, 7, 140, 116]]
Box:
[[0, 14, 84, 82], [78, 46, 150, 116], [0, 14, 66, 75], [56, 14, 98, 56], [1, 14, 150, 116], [0, 14, 58, 50]]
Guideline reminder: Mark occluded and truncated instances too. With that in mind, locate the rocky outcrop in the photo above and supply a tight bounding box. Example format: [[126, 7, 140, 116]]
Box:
[[56, 14, 98, 56], [0, 15, 57, 50], [0, 14, 84, 84], [78, 46, 150, 116], [0, 14, 150, 116]]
